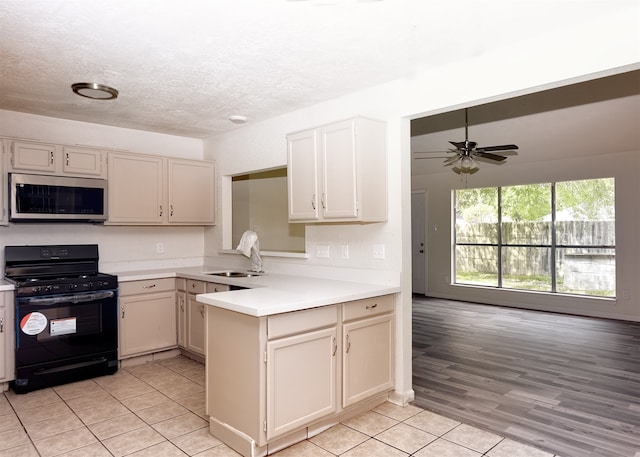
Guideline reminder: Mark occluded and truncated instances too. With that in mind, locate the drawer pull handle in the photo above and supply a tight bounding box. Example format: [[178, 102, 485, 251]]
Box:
[[345, 334, 351, 353], [143, 284, 156, 289], [200, 305, 205, 318], [366, 303, 378, 310], [50, 151, 54, 164], [332, 337, 337, 356], [311, 194, 316, 210], [0, 317, 3, 333], [66, 152, 69, 166]]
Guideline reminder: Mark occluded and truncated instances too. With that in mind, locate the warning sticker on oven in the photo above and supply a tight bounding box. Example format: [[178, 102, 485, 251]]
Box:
[[20, 312, 48, 336], [50, 318, 77, 336]]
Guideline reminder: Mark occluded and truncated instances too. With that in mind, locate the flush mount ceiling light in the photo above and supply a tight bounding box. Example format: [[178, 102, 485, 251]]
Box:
[[228, 115, 248, 124], [71, 82, 119, 100]]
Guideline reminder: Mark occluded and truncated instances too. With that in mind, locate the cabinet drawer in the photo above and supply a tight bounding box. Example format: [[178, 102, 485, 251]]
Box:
[[342, 295, 394, 322], [206, 283, 229, 293], [119, 278, 175, 296], [268, 305, 338, 340], [186, 280, 205, 294]]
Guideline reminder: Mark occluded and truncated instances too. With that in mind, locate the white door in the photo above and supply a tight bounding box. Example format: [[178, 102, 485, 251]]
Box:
[[411, 191, 426, 294]]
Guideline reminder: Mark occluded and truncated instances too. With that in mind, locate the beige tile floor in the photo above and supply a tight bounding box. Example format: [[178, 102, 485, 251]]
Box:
[[0, 356, 561, 457]]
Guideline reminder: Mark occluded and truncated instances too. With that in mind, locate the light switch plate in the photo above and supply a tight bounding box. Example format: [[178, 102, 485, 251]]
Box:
[[340, 245, 349, 259], [373, 244, 385, 259]]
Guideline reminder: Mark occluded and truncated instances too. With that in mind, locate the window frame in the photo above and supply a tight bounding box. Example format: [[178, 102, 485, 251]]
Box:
[[453, 179, 616, 297]]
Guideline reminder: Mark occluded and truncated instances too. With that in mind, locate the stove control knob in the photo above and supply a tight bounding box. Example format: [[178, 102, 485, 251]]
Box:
[[69, 283, 78, 290], [45, 285, 53, 292]]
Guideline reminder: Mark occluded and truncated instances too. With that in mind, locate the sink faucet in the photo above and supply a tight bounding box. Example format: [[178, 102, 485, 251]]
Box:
[[236, 230, 263, 273]]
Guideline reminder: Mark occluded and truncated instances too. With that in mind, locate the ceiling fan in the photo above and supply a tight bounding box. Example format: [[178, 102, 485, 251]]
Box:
[[413, 108, 519, 174]]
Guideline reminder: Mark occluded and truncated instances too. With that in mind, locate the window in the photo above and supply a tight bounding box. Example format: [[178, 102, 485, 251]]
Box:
[[454, 178, 615, 297]]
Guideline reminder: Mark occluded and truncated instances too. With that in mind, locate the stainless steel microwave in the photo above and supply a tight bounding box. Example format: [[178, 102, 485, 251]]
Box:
[[9, 173, 108, 222]]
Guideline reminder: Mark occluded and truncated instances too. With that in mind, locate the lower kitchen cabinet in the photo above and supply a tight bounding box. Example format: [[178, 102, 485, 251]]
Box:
[[342, 295, 395, 407], [118, 278, 177, 358], [0, 291, 15, 384], [266, 310, 338, 439], [179, 279, 228, 357], [206, 295, 395, 456]]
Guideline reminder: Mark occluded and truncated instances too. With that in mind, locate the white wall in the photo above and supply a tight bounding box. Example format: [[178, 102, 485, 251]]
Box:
[[0, 110, 206, 272], [204, 3, 640, 404]]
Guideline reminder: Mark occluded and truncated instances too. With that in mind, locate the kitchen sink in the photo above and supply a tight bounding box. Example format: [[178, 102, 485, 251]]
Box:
[[206, 271, 262, 278]]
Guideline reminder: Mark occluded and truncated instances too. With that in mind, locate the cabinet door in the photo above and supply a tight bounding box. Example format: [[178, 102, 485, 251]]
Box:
[[0, 140, 6, 225], [0, 293, 14, 382], [177, 292, 187, 348], [108, 153, 165, 224], [11, 141, 56, 172], [321, 120, 358, 219], [119, 291, 177, 357], [186, 293, 206, 355], [168, 159, 215, 224], [343, 313, 394, 407], [266, 327, 337, 439], [0, 306, 6, 380], [287, 129, 319, 221], [63, 147, 104, 176]]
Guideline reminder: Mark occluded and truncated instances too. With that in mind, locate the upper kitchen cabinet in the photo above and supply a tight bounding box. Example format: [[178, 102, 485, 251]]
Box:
[[0, 141, 6, 225], [168, 158, 215, 224], [8, 141, 106, 177], [287, 117, 387, 223], [107, 152, 216, 225], [108, 152, 165, 224]]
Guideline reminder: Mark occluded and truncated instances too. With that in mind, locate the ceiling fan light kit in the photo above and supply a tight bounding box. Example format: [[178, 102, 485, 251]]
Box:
[[414, 107, 519, 176]]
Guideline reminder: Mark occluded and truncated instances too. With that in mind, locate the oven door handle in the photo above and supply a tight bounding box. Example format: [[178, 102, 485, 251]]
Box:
[[19, 290, 115, 306]]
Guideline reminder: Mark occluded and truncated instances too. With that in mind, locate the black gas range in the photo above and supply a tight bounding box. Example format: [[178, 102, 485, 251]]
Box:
[[4, 244, 119, 394]]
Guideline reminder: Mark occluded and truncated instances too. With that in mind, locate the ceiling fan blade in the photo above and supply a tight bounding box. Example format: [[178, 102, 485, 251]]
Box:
[[449, 141, 466, 150], [476, 144, 519, 152], [412, 156, 451, 160], [443, 155, 460, 164], [412, 150, 452, 154], [474, 152, 507, 162]]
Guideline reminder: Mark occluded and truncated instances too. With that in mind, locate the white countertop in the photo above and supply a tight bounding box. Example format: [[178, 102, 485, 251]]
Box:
[[115, 266, 400, 317]]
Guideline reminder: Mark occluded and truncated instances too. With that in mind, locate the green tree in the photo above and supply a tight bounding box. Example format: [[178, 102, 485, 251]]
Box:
[[556, 178, 615, 220]]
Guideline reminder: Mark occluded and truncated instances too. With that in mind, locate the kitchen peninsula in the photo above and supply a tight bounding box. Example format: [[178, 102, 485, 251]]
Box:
[[118, 266, 400, 457]]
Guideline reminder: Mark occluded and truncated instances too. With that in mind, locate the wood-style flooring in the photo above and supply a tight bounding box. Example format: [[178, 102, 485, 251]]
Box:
[[411, 295, 640, 457]]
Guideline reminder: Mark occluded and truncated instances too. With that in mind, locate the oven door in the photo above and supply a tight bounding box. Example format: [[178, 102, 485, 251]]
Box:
[[15, 289, 118, 368]]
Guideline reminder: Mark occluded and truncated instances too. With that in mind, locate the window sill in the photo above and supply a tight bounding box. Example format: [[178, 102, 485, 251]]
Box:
[[218, 249, 310, 259]]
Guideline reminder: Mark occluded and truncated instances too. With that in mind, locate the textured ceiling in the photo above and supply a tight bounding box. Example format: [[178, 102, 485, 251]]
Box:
[[0, 0, 635, 138]]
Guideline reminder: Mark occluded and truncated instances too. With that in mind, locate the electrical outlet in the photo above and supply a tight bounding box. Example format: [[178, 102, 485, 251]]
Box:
[[156, 242, 164, 254], [316, 245, 330, 259], [340, 245, 349, 259], [373, 244, 385, 260]]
